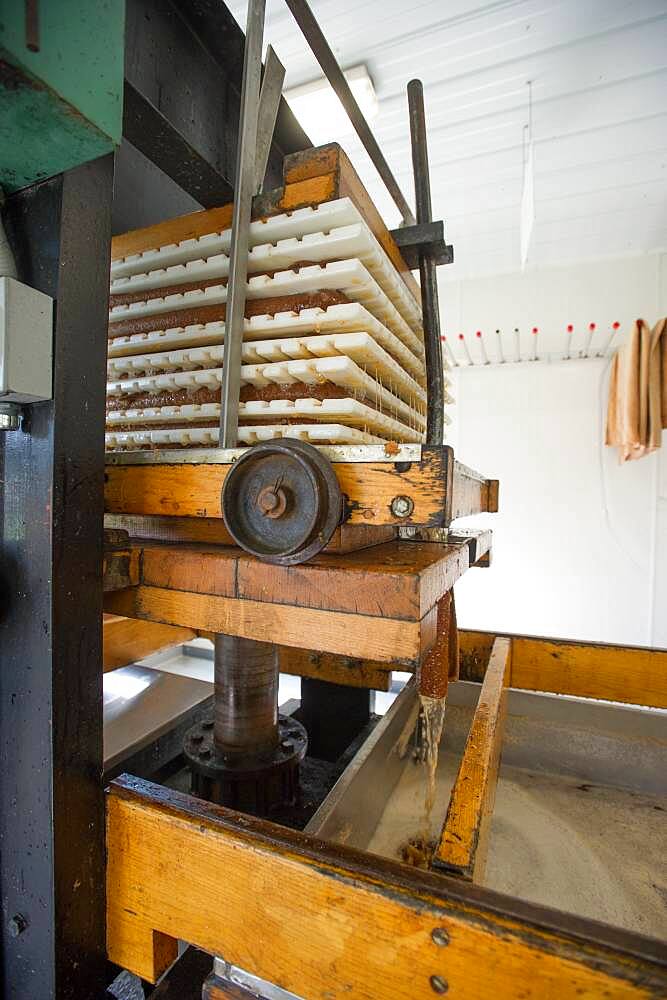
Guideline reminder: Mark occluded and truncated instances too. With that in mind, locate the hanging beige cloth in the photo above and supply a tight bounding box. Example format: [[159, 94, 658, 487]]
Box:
[[606, 318, 667, 461]]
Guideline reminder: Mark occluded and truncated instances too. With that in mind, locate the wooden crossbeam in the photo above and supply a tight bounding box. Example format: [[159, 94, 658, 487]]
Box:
[[102, 615, 196, 673], [459, 630, 667, 710], [106, 775, 667, 996], [105, 585, 438, 667], [102, 538, 489, 667], [434, 637, 511, 882], [104, 450, 498, 530]]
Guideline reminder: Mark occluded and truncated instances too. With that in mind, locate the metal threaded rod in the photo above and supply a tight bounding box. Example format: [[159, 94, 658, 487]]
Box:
[[214, 634, 279, 756]]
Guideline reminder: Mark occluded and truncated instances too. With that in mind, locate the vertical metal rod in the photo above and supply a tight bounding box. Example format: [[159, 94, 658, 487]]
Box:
[[564, 324, 573, 360], [254, 45, 286, 195], [598, 321, 620, 357], [495, 329, 505, 363], [219, 0, 266, 448], [476, 331, 490, 365], [214, 635, 279, 755], [283, 0, 415, 226], [408, 79, 445, 445]]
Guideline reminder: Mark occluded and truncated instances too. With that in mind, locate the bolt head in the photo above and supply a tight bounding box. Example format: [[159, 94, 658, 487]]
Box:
[[431, 927, 449, 947], [8, 914, 27, 938], [430, 975, 448, 995], [390, 494, 414, 518]]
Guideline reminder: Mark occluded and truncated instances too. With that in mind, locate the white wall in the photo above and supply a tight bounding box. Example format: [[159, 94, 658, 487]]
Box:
[[444, 253, 667, 648]]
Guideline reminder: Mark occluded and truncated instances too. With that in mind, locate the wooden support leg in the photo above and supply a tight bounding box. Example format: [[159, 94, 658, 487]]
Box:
[[418, 591, 456, 699], [433, 637, 511, 882]]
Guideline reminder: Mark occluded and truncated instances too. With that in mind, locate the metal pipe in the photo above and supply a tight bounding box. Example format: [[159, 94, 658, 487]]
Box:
[[407, 79, 445, 445], [214, 634, 279, 755], [219, 0, 266, 448], [283, 0, 416, 227]]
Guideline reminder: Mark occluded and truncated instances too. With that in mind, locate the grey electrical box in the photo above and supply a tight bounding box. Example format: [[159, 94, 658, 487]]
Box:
[[0, 276, 53, 403]]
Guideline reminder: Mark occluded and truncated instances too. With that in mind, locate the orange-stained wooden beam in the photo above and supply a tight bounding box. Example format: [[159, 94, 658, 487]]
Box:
[[106, 775, 667, 996], [103, 615, 196, 673], [433, 637, 511, 881], [458, 630, 667, 710]]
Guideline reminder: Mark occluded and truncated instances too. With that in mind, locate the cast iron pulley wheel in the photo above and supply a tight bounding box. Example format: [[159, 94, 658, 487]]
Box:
[[221, 439, 343, 565]]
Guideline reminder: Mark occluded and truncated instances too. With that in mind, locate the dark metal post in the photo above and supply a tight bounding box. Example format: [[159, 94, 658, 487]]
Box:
[[185, 634, 307, 815], [0, 156, 114, 999], [407, 79, 445, 446], [214, 634, 279, 755]]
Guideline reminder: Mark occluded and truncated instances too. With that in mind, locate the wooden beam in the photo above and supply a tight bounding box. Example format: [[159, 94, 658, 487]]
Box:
[[104, 449, 497, 531], [104, 585, 438, 668], [458, 630, 667, 710], [105, 450, 452, 528], [278, 649, 392, 691], [106, 775, 667, 996], [105, 516, 394, 554], [102, 615, 196, 673], [450, 462, 499, 520], [434, 638, 511, 881], [105, 539, 472, 622]]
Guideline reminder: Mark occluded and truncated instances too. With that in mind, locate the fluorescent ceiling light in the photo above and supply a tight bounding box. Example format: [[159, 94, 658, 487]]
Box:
[[285, 64, 378, 146]]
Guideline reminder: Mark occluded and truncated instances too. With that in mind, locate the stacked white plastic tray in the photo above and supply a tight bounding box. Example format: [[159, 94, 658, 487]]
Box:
[[106, 198, 451, 452]]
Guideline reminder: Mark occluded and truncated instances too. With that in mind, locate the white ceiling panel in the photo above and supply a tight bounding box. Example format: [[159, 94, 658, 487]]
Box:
[[227, 0, 667, 279]]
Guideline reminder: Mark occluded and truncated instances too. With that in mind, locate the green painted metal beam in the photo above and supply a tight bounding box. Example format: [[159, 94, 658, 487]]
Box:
[[0, 0, 125, 192]]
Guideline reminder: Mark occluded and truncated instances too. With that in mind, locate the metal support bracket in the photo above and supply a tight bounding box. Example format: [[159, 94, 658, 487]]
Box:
[[390, 220, 453, 270]]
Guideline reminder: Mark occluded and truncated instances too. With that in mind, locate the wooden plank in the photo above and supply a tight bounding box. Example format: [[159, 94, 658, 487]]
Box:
[[105, 515, 393, 553], [450, 462, 499, 520], [458, 630, 667, 710], [104, 448, 453, 529], [108, 539, 472, 621], [236, 541, 469, 620], [103, 585, 437, 667], [106, 775, 667, 996], [102, 546, 140, 593], [324, 524, 397, 553], [105, 514, 235, 546], [278, 649, 392, 691], [433, 638, 511, 881], [103, 616, 196, 673]]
